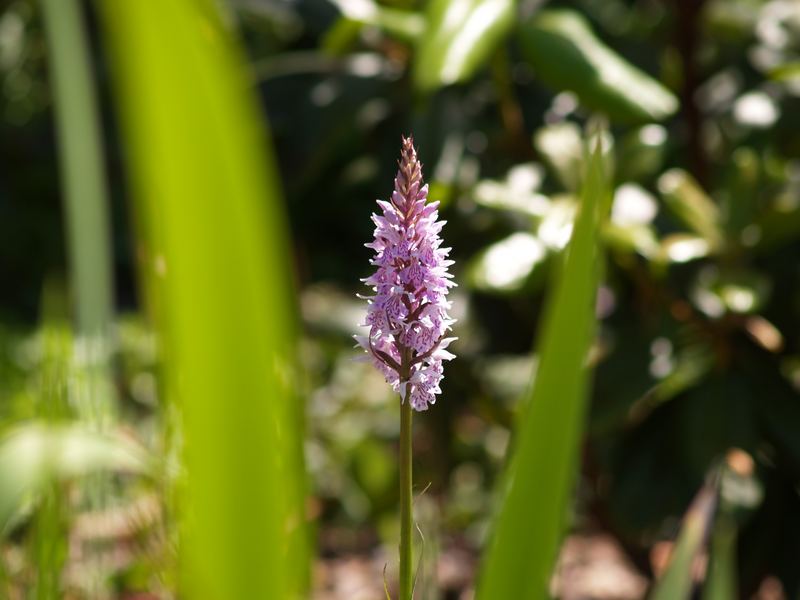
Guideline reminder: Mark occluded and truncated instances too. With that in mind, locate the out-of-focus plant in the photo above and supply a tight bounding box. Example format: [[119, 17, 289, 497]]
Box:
[[477, 131, 609, 599], [97, 0, 309, 598], [3, 0, 800, 596]]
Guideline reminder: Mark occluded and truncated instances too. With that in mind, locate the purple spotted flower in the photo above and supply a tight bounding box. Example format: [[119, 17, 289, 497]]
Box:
[[355, 136, 456, 411]]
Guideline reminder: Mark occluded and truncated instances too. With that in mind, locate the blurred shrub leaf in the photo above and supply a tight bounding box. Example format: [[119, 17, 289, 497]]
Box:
[[330, 0, 425, 42], [616, 125, 668, 182], [466, 232, 548, 294], [414, 0, 514, 92], [473, 163, 549, 217], [659, 234, 711, 264], [690, 267, 770, 318], [0, 423, 149, 532], [518, 10, 679, 123], [605, 183, 660, 257], [658, 169, 724, 250], [752, 194, 800, 253], [534, 122, 583, 192], [476, 136, 608, 599]]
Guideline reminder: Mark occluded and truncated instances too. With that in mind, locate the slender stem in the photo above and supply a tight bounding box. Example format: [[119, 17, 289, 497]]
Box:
[[41, 0, 115, 340], [399, 387, 413, 600]]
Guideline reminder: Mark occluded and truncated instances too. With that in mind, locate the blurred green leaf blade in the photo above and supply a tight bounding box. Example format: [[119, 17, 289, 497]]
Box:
[[476, 136, 608, 599], [650, 480, 718, 600], [96, 0, 310, 598]]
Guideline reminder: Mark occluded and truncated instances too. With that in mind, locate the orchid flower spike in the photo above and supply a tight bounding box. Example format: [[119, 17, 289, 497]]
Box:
[[355, 135, 456, 411]]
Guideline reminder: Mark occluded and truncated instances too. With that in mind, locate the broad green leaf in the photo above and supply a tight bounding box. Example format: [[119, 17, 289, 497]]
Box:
[[476, 137, 608, 600], [518, 10, 679, 123], [650, 480, 718, 600], [0, 423, 149, 532], [414, 0, 514, 92], [96, 1, 310, 598]]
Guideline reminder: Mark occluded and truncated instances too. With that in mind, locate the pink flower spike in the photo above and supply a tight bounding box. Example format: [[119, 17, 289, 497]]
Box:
[[355, 136, 457, 411]]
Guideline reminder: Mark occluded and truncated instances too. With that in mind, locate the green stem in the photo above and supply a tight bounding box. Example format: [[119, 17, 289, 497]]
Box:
[[40, 0, 114, 340], [399, 387, 413, 600]]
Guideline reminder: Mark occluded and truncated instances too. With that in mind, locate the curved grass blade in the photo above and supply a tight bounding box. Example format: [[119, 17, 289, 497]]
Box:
[[476, 136, 609, 600], [95, 1, 309, 598]]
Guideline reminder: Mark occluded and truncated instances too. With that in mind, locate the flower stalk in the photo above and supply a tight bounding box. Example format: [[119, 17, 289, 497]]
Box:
[[356, 136, 456, 598], [399, 386, 413, 600]]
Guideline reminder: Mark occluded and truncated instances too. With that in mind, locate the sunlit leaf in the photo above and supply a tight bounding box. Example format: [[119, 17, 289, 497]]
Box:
[[518, 10, 679, 123], [97, 1, 310, 598], [414, 0, 514, 92], [476, 135, 608, 600]]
